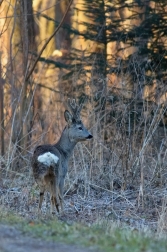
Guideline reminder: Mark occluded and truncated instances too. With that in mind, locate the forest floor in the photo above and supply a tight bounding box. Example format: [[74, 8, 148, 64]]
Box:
[[0, 176, 164, 231], [0, 174, 167, 251]]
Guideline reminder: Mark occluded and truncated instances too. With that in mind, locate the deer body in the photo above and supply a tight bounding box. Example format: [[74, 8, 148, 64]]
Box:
[[32, 99, 93, 214]]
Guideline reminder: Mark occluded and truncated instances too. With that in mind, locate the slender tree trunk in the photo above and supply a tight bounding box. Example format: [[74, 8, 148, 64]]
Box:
[[18, 0, 36, 152], [0, 58, 4, 156]]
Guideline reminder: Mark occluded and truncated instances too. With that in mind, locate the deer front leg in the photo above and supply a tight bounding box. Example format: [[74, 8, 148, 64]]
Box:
[[59, 177, 65, 212]]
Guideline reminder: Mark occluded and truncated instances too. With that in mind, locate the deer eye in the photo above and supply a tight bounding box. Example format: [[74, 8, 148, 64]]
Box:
[[78, 126, 83, 130]]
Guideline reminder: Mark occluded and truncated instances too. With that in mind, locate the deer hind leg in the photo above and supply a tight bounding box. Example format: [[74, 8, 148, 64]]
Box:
[[51, 195, 57, 214], [50, 177, 60, 214], [38, 186, 45, 214], [51, 195, 60, 213]]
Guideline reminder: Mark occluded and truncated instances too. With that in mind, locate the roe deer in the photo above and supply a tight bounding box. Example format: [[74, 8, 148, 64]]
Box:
[[32, 99, 93, 214]]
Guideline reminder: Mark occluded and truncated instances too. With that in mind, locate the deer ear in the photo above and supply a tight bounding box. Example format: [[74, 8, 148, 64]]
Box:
[[64, 110, 73, 123]]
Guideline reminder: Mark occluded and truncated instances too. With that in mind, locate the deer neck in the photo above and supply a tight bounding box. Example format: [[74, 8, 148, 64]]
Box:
[[54, 126, 77, 159]]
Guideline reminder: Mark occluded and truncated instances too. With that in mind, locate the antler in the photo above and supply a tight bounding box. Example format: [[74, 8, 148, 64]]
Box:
[[67, 98, 85, 121]]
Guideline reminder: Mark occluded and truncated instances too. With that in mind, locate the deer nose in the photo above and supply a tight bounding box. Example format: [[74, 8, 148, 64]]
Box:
[[87, 134, 93, 139]]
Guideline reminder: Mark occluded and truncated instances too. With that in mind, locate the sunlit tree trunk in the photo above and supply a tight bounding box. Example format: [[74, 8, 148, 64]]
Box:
[[32, 0, 71, 144], [0, 1, 10, 156], [72, 0, 106, 95], [0, 0, 21, 156], [18, 0, 36, 152], [106, 0, 146, 99], [0, 59, 4, 156]]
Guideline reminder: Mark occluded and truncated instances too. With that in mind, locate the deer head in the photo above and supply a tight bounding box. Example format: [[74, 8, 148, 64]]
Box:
[[64, 98, 93, 142]]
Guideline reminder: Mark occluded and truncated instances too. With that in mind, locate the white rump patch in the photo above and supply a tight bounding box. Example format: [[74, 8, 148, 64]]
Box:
[[38, 152, 59, 166]]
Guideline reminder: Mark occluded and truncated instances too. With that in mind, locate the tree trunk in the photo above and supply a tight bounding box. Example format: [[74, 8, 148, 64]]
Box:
[[0, 58, 4, 156], [17, 0, 36, 152]]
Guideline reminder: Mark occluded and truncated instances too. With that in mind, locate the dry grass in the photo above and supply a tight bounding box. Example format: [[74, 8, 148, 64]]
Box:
[[1, 92, 167, 236], [1, 66, 167, 238]]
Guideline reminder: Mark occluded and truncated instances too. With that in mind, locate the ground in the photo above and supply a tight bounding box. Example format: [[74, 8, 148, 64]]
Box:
[[0, 224, 99, 252], [0, 179, 161, 230], [0, 172, 167, 252]]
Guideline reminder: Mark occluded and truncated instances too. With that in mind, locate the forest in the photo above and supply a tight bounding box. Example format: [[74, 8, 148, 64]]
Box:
[[0, 0, 167, 248]]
